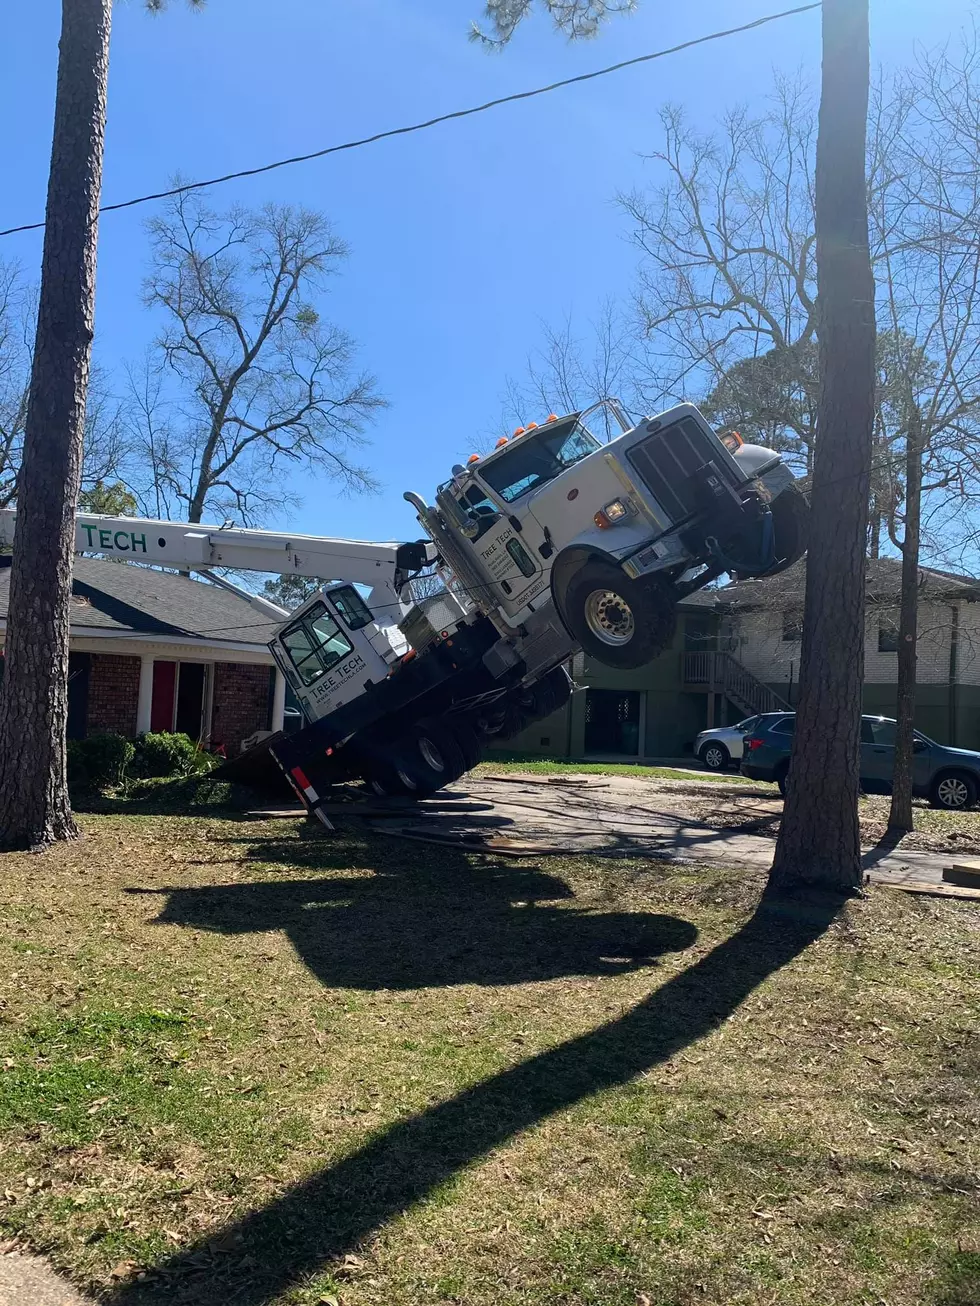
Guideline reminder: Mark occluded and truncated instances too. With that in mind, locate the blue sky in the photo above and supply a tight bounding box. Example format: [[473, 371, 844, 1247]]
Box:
[[1, 0, 973, 548]]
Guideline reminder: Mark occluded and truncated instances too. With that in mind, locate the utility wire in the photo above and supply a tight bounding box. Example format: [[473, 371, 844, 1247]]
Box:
[[0, 3, 820, 240]]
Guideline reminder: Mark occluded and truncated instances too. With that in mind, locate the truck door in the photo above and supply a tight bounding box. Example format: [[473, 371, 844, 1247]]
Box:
[[455, 481, 549, 618]]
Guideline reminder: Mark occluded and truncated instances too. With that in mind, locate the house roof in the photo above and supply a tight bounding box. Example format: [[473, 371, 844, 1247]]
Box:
[[683, 555, 980, 612], [0, 558, 281, 646]]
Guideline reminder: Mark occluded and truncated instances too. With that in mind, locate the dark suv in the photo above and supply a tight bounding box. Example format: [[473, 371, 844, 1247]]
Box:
[[740, 713, 980, 810]]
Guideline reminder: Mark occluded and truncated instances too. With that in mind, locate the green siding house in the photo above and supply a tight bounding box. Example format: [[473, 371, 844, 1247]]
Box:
[[491, 558, 980, 761]]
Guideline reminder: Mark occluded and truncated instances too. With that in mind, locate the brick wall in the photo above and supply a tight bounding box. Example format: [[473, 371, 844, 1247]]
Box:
[[211, 662, 272, 751], [87, 653, 141, 737]]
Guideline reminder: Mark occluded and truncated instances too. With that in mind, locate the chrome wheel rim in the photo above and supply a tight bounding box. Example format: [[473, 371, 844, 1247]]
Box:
[[584, 588, 635, 646], [938, 776, 969, 808], [419, 737, 445, 772], [703, 745, 725, 769]]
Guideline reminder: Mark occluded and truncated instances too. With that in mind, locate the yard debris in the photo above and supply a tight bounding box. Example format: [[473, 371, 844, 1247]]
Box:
[[369, 824, 573, 857], [481, 773, 609, 789], [876, 877, 980, 901]]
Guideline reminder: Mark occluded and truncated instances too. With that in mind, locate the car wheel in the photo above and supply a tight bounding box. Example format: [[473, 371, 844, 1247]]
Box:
[[930, 771, 977, 811], [699, 742, 730, 772], [776, 763, 789, 798]]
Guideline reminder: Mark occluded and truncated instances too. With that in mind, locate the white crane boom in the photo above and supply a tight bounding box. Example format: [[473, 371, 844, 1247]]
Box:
[[0, 509, 433, 618]]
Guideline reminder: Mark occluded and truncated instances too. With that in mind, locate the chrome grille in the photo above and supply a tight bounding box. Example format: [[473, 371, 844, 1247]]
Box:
[[627, 417, 740, 523]]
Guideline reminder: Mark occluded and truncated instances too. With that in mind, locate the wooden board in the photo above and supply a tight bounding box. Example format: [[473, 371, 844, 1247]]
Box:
[[370, 824, 572, 857], [481, 774, 609, 789], [877, 876, 980, 902], [942, 863, 980, 888]]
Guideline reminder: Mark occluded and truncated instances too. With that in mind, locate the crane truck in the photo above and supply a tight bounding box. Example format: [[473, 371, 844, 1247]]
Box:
[[0, 399, 808, 823]]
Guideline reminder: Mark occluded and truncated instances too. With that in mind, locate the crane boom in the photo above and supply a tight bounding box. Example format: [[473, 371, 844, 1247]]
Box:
[[0, 509, 435, 617]]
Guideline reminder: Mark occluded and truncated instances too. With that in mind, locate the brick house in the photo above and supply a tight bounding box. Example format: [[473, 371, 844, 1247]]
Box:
[[0, 557, 287, 752]]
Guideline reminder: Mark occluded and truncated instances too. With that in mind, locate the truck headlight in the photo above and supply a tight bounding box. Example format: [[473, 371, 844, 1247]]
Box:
[[594, 498, 631, 529]]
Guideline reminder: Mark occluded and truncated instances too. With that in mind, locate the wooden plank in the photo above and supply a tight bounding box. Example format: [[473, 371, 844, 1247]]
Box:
[[370, 825, 571, 857], [942, 864, 980, 888], [877, 877, 980, 902], [480, 773, 609, 789]]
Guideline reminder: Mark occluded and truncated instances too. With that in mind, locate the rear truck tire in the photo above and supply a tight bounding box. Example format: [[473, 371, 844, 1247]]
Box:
[[929, 770, 977, 811], [699, 741, 730, 772], [451, 718, 483, 771], [562, 561, 677, 671], [525, 665, 572, 721], [388, 718, 469, 797]]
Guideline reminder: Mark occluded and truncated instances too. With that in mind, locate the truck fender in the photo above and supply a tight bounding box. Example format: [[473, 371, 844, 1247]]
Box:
[[550, 544, 623, 632]]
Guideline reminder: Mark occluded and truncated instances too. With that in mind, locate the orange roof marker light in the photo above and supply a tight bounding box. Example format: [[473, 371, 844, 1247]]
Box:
[[546, 413, 559, 422], [513, 426, 525, 437], [467, 453, 480, 464], [525, 421, 538, 430], [495, 437, 509, 449]]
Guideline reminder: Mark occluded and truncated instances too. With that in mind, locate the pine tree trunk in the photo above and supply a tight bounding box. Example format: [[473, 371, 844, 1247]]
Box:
[[887, 411, 923, 833], [768, 0, 876, 897], [0, 0, 111, 850]]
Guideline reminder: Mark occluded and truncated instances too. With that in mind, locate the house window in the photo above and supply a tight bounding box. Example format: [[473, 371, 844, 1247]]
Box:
[[782, 612, 803, 642], [878, 619, 900, 653]]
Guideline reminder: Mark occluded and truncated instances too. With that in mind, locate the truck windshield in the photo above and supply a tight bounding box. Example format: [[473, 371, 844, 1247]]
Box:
[[479, 420, 600, 503]]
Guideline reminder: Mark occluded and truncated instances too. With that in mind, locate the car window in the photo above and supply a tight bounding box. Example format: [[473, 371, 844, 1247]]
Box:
[[863, 719, 897, 746], [735, 716, 759, 733], [770, 717, 796, 735]]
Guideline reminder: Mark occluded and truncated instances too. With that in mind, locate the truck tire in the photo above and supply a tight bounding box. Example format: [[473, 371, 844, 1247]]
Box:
[[760, 483, 808, 577], [562, 561, 677, 671], [523, 665, 572, 722], [451, 718, 483, 771], [390, 718, 469, 796]]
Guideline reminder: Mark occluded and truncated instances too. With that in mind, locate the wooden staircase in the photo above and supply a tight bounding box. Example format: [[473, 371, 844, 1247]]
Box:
[[682, 651, 791, 717]]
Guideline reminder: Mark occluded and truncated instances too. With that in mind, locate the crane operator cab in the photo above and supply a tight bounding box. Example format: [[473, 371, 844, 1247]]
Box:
[[269, 582, 411, 725]]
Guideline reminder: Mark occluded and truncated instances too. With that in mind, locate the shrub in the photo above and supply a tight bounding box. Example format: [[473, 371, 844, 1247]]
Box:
[[66, 733, 135, 791], [132, 731, 203, 778]]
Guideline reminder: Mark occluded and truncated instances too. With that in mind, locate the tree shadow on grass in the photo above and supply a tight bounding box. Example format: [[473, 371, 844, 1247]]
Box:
[[108, 847, 842, 1306], [135, 831, 696, 990]]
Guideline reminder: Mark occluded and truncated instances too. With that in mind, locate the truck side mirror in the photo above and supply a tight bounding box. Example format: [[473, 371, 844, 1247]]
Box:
[[913, 739, 928, 753]]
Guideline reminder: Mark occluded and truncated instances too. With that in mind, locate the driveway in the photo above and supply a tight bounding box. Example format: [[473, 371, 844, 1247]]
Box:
[[371, 773, 965, 889]]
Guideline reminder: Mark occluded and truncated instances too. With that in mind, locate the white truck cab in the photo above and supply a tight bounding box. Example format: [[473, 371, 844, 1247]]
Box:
[[412, 400, 806, 671]]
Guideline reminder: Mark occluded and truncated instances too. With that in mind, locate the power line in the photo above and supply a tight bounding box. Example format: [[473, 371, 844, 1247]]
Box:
[[0, 4, 820, 240]]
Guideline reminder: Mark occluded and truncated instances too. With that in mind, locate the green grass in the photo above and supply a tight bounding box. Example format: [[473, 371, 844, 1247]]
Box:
[[0, 806, 976, 1305], [476, 753, 760, 784]]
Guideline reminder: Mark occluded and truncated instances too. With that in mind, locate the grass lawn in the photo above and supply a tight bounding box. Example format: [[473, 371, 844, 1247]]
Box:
[[475, 756, 758, 785], [0, 783, 977, 1305]]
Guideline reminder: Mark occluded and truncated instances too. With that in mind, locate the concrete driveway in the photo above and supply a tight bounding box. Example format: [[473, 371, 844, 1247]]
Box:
[[372, 773, 961, 888]]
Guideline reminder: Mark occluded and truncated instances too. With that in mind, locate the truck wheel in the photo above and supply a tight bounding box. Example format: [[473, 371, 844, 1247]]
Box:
[[523, 666, 572, 722], [451, 718, 483, 771], [392, 718, 468, 796], [760, 483, 808, 576], [562, 561, 677, 671]]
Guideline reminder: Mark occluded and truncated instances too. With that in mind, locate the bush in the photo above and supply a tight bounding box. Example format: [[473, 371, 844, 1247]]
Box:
[[132, 731, 205, 778], [67, 733, 135, 792]]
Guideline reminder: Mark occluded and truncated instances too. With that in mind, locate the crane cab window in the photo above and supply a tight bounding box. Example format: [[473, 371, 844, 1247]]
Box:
[[330, 585, 374, 630], [280, 601, 354, 686]]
